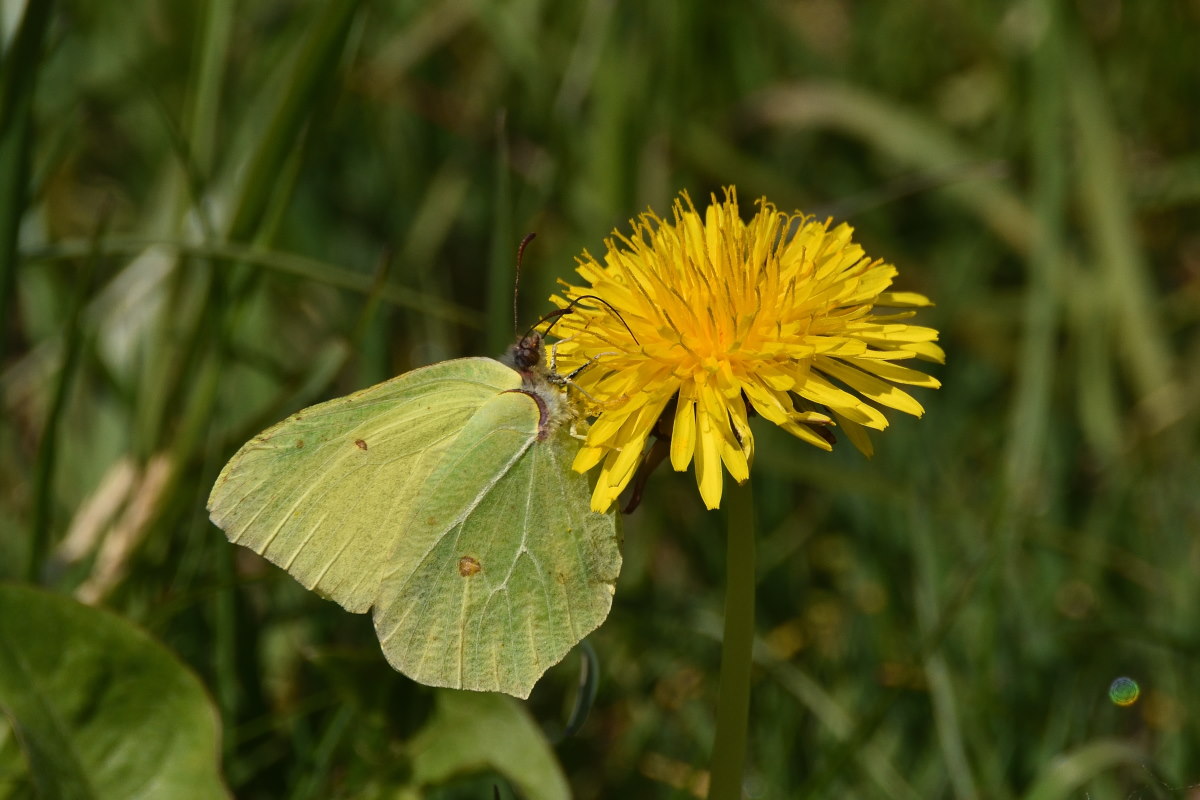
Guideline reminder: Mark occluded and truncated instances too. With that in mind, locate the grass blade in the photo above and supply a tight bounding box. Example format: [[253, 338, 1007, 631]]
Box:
[[1069, 40, 1182, 434], [0, 0, 53, 352]]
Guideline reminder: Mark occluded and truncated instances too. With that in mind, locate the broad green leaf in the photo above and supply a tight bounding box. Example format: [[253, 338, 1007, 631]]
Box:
[[209, 355, 622, 698], [0, 583, 228, 800], [409, 691, 569, 800]]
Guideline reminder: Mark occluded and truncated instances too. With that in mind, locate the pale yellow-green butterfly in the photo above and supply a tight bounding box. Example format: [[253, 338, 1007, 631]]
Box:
[[207, 245, 622, 699]]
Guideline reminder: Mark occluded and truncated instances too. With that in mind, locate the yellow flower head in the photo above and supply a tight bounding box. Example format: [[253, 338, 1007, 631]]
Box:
[[551, 188, 944, 512]]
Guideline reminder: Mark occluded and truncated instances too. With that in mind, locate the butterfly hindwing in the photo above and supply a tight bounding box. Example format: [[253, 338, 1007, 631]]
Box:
[[373, 388, 621, 698]]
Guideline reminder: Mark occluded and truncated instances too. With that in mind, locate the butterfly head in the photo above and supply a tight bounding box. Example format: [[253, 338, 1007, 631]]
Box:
[[506, 331, 544, 375]]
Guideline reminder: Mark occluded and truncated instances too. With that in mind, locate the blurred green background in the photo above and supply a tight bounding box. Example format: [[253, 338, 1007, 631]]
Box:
[[2, 0, 1199, 797]]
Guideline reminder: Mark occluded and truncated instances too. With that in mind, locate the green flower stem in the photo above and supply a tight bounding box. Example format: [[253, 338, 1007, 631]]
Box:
[[708, 480, 756, 800]]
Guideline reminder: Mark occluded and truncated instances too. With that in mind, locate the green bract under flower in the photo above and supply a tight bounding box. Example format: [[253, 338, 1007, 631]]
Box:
[[552, 187, 944, 512]]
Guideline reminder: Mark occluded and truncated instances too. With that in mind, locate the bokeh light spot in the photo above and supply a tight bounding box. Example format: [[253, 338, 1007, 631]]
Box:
[[1109, 676, 1140, 707]]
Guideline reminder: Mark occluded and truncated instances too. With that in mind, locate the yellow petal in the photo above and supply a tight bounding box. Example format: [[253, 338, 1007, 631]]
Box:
[[609, 437, 647, 488], [590, 451, 625, 512], [851, 358, 941, 388], [695, 409, 724, 509], [697, 385, 749, 482], [720, 439, 750, 483], [741, 380, 792, 426], [670, 396, 697, 471], [587, 407, 635, 444], [906, 341, 946, 364], [573, 445, 606, 473], [780, 419, 835, 451], [794, 375, 889, 429], [834, 415, 874, 456], [854, 323, 940, 343], [817, 358, 927, 417], [876, 291, 933, 307], [727, 395, 755, 467]]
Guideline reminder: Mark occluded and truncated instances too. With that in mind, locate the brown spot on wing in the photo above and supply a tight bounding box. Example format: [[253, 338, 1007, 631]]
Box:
[[354, 439, 368, 450], [458, 556, 482, 577], [295, 440, 304, 449]]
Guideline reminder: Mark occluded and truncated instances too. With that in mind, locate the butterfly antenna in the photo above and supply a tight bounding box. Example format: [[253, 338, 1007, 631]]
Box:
[[513, 232, 537, 338], [545, 293, 639, 345], [518, 307, 570, 345]]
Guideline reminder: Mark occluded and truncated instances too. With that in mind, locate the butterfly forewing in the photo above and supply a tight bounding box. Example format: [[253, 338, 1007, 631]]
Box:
[[207, 358, 522, 613]]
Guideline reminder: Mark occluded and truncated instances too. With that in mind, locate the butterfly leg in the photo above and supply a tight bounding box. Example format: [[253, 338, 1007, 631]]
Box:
[[547, 337, 617, 404], [546, 336, 571, 375]]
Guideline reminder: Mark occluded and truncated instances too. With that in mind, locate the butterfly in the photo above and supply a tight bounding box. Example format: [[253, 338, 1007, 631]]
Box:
[[207, 328, 622, 698]]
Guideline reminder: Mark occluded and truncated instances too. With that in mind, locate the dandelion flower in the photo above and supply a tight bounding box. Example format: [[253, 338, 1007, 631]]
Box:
[[552, 187, 943, 512]]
